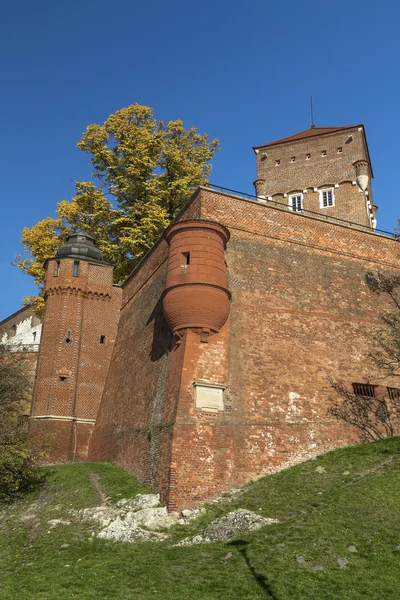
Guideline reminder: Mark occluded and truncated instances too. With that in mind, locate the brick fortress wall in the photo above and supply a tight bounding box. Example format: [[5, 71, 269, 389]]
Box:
[[88, 198, 202, 502], [89, 187, 400, 510]]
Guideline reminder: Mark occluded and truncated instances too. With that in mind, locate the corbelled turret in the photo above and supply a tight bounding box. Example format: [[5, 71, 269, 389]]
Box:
[[162, 220, 230, 341]]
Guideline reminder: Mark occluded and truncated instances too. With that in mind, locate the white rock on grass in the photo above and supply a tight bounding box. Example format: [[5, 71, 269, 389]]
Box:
[[175, 509, 279, 546], [47, 519, 71, 528], [181, 507, 206, 521], [124, 507, 179, 530], [98, 519, 168, 543], [116, 494, 160, 511], [204, 509, 279, 542], [75, 506, 119, 527]]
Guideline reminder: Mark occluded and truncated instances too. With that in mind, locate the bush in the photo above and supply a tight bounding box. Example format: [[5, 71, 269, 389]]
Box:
[[0, 347, 43, 503], [0, 440, 43, 503]]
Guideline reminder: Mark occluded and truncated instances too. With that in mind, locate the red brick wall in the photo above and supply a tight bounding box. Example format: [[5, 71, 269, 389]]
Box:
[[164, 189, 398, 507], [89, 187, 400, 510], [89, 197, 202, 496]]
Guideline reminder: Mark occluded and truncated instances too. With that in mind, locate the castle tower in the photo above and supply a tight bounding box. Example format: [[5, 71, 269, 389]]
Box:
[[253, 125, 377, 229], [30, 232, 121, 461], [162, 220, 231, 341]]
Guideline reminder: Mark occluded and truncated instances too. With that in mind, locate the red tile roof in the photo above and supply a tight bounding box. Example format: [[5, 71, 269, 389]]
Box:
[[253, 125, 363, 149]]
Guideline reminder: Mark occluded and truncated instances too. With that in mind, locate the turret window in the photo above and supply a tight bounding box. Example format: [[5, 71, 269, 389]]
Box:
[[181, 252, 190, 266], [73, 261, 79, 277], [320, 189, 335, 208], [55, 261, 60, 276], [289, 194, 303, 212]]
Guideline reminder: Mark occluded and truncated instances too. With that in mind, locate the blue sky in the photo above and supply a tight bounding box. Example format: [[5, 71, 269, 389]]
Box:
[[1, 0, 399, 320]]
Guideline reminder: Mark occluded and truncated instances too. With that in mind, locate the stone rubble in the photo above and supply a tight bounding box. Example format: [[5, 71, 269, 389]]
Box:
[[66, 494, 278, 546], [176, 509, 279, 546], [69, 493, 207, 544]]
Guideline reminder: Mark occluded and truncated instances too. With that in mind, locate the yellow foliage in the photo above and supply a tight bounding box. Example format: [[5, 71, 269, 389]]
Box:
[[14, 104, 220, 300]]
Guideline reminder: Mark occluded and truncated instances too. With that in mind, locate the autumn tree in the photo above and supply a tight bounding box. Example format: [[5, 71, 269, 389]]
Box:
[[15, 104, 219, 299]]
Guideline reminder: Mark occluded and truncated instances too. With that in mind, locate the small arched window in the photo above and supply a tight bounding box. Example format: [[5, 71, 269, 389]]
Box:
[[73, 261, 79, 277]]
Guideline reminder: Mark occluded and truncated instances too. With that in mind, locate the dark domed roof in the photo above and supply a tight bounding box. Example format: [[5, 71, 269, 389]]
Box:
[[56, 231, 103, 262]]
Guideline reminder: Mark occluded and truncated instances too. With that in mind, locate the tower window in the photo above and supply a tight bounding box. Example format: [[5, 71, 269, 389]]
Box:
[[55, 261, 60, 276], [320, 189, 335, 208], [59, 376, 68, 382], [275, 159, 280, 166], [72, 261, 79, 277], [100, 335, 106, 344], [306, 153, 311, 160], [65, 329, 72, 344], [181, 252, 190, 266], [321, 150, 327, 157], [337, 147, 343, 153], [289, 194, 303, 212], [290, 156, 296, 163]]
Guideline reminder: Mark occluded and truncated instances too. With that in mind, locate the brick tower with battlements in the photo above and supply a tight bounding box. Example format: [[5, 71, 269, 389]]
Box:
[[30, 232, 121, 461]]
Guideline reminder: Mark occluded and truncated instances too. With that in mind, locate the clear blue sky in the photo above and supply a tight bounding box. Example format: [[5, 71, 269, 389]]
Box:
[[1, 0, 399, 320]]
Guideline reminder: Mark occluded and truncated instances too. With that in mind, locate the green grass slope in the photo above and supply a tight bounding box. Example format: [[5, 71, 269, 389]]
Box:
[[1, 438, 400, 600]]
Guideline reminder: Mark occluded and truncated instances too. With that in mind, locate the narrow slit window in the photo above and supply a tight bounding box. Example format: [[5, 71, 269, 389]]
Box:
[[55, 261, 60, 276], [306, 153, 311, 160], [290, 156, 296, 163], [321, 150, 327, 157], [182, 252, 190, 266], [59, 376, 68, 382], [73, 261, 79, 277], [100, 335, 105, 344], [275, 159, 280, 166], [337, 147, 343, 153]]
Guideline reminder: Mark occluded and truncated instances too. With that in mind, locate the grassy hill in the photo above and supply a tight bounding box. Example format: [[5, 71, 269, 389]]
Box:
[[1, 438, 400, 599]]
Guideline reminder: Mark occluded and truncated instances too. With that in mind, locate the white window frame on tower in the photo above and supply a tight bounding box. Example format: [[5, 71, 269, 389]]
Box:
[[319, 188, 335, 208], [288, 193, 303, 212]]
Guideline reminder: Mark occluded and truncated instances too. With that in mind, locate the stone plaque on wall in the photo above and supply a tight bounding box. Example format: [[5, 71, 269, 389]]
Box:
[[194, 384, 224, 412]]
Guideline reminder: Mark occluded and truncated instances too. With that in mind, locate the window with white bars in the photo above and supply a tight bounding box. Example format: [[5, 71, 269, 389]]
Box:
[[352, 383, 376, 397], [320, 188, 335, 208], [289, 194, 303, 212]]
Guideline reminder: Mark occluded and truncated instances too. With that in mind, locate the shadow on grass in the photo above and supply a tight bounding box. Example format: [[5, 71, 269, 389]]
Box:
[[228, 540, 279, 599]]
